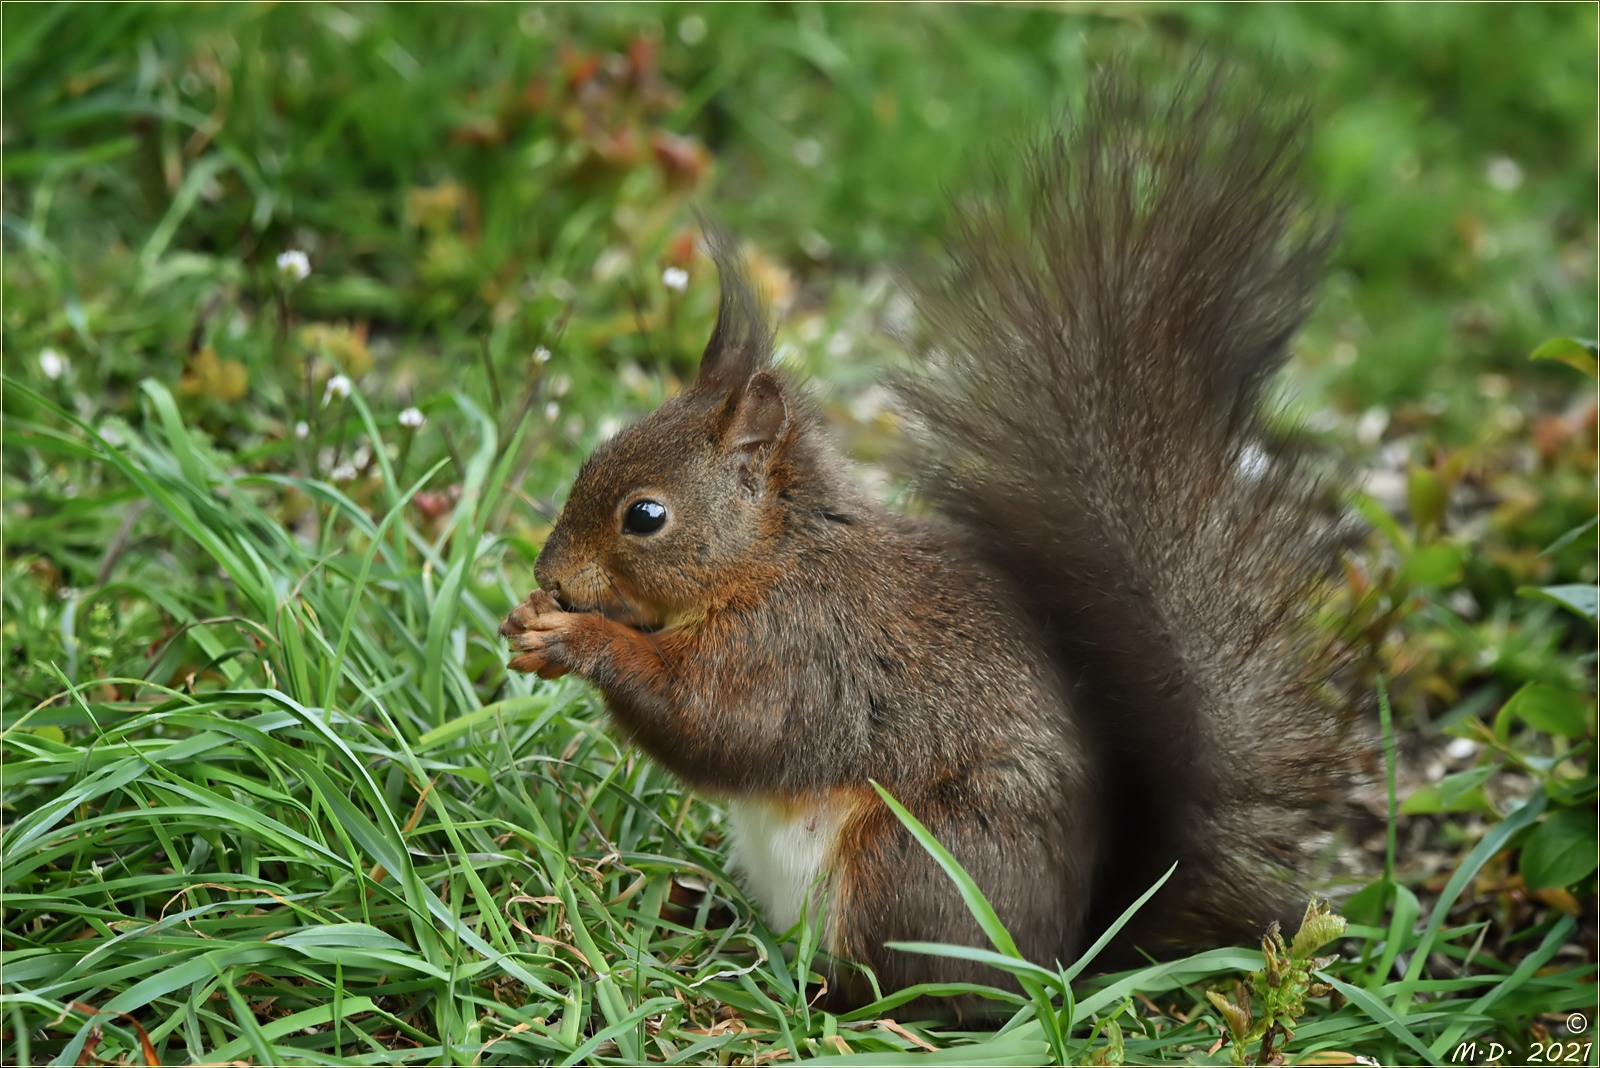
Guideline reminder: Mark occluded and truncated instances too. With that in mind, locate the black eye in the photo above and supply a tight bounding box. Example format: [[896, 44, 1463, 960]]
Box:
[[623, 499, 668, 535]]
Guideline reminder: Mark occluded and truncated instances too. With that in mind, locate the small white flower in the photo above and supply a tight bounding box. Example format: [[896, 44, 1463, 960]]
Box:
[[544, 401, 561, 422], [598, 416, 623, 439], [276, 249, 311, 283], [619, 362, 649, 394], [534, 346, 552, 363], [793, 138, 822, 168], [1354, 407, 1389, 447], [39, 348, 67, 380], [677, 13, 706, 44], [322, 374, 352, 405], [661, 266, 689, 292], [1486, 156, 1523, 192], [294, 421, 310, 440], [398, 406, 425, 429], [330, 461, 358, 483]]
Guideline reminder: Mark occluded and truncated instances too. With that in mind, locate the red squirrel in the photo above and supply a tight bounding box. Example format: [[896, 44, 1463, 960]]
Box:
[[500, 64, 1358, 1016]]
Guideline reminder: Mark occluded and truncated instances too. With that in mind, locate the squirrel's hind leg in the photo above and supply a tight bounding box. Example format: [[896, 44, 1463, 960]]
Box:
[[823, 781, 1093, 1023]]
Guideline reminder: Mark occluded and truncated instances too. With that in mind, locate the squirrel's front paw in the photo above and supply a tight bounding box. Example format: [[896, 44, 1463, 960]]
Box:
[[500, 590, 580, 680]]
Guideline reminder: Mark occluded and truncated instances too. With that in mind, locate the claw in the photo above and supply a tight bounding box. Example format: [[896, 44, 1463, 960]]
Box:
[[507, 652, 569, 679]]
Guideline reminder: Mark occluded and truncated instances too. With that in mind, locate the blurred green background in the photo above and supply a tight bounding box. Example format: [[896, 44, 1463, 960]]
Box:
[[5, 3, 1596, 420]]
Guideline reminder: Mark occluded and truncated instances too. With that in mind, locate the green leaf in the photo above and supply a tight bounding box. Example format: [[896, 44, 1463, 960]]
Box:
[[1400, 766, 1495, 815], [416, 693, 547, 750], [882, 942, 1059, 984], [1401, 544, 1464, 588], [1340, 878, 1394, 928], [1369, 882, 1420, 993], [1519, 584, 1598, 625], [868, 780, 1065, 1044], [1059, 860, 1177, 983], [1500, 683, 1592, 738], [1540, 517, 1598, 559], [869, 782, 1021, 961], [1396, 790, 1546, 1012], [839, 981, 1026, 1023], [1321, 974, 1445, 1065], [1529, 336, 1599, 377], [1521, 808, 1600, 890], [1072, 948, 1264, 1019], [812, 1031, 1052, 1065], [1428, 914, 1579, 1059], [1351, 492, 1409, 551], [1406, 465, 1449, 533], [203, 997, 391, 1065]]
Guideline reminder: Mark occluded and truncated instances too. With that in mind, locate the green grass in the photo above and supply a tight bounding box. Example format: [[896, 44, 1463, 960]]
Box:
[[4, 4, 1596, 1065]]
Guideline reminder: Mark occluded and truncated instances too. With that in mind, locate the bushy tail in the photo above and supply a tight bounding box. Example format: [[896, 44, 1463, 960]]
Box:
[[900, 61, 1358, 953]]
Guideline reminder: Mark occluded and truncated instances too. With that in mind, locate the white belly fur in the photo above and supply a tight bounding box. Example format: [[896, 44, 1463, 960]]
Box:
[[726, 797, 845, 936]]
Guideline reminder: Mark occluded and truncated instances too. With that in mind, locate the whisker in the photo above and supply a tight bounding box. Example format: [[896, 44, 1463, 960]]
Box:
[[505, 484, 559, 526]]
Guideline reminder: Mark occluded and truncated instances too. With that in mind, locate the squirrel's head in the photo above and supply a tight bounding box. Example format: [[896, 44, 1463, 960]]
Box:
[[533, 229, 810, 630]]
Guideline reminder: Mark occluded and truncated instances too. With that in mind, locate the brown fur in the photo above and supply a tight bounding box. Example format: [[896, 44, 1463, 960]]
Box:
[[501, 62, 1357, 1017]]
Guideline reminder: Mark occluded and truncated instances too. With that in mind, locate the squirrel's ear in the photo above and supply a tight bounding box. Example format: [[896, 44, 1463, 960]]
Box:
[[720, 370, 789, 492], [729, 370, 789, 452], [691, 219, 773, 398]]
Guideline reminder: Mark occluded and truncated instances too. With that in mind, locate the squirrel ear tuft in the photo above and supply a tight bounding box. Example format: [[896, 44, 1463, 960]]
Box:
[[692, 217, 774, 397]]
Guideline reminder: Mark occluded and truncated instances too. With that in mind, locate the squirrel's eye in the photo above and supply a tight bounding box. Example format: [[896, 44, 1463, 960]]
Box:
[[623, 499, 668, 535]]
